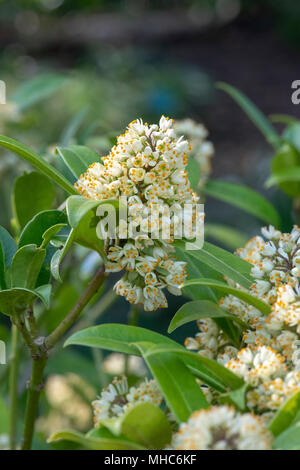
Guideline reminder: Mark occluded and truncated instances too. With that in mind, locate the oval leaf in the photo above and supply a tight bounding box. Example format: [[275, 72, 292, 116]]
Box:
[[168, 299, 249, 333], [12, 172, 55, 230], [48, 429, 144, 450], [203, 180, 281, 227], [0, 135, 77, 195], [183, 278, 271, 315], [269, 390, 300, 437], [175, 240, 253, 289], [134, 342, 208, 423]]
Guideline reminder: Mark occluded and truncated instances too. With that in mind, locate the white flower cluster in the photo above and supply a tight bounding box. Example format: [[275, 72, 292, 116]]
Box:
[[174, 119, 214, 189], [171, 406, 272, 450], [75, 116, 202, 311], [185, 225, 300, 413], [92, 376, 163, 427]]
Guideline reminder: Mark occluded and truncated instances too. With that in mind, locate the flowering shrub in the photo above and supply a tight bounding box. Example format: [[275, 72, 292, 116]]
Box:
[[2, 82, 300, 451]]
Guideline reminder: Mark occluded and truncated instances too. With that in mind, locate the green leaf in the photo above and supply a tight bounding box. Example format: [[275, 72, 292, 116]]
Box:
[[18, 210, 67, 248], [64, 323, 180, 354], [269, 390, 300, 437], [273, 421, 300, 450], [175, 240, 253, 289], [282, 121, 300, 151], [183, 278, 271, 315], [50, 229, 76, 282], [175, 245, 222, 302], [10, 244, 46, 289], [103, 402, 172, 450], [168, 299, 249, 333], [216, 82, 279, 148], [135, 342, 208, 423], [205, 223, 248, 251], [0, 242, 6, 289], [65, 324, 242, 393], [0, 226, 17, 268], [219, 384, 248, 411], [0, 136, 78, 195], [41, 223, 67, 249], [48, 429, 144, 450], [266, 167, 300, 187], [66, 195, 119, 228], [12, 172, 55, 230], [268, 142, 300, 197], [140, 343, 244, 392], [203, 180, 281, 227], [56, 145, 99, 179], [187, 157, 201, 191], [0, 285, 51, 315], [12, 73, 67, 111]]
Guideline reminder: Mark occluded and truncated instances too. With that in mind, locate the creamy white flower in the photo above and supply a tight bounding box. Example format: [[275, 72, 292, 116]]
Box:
[[75, 116, 201, 311], [171, 406, 272, 450], [92, 376, 162, 427]]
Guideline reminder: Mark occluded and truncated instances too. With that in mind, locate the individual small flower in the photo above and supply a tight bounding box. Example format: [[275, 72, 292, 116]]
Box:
[[75, 116, 203, 311], [174, 119, 214, 189], [223, 346, 286, 385], [170, 406, 272, 450], [92, 376, 163, 427]]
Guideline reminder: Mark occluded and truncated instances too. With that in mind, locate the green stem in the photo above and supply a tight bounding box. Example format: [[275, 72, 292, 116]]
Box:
[[9, 325, 20, 450], [21, 354, 47, 450], [45, 265, 106, 349]]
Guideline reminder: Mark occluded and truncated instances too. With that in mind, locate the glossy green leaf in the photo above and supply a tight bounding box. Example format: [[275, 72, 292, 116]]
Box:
[[175, 240, 253, 289], [66, 195, 119, 228], [216, 82, 279, 148], [56, 145, 99, 179], [273, 421, 300, 450], [12, 172, 55, 230], [103, 402, 172, 450], [175, 245, 222, 302], [219, 384, 248, 411], [50, 229, 76, 282], [282, 121, 300, 151], [269, 390, 300, 437], [266, 167, 300, 187], [183, 278, 271, 315], [0, 284, 51, 316], [0, 136, 77, 195], [41, 223, 67, 249], [135, 342, 208, 423], [64, 323, 180, 354], [65, 324, 242, 393], [12, 73, 67, 111], [168, 299, 249, 333], [187, 157, 201, 191], [18, 210, 67, 248], [48, 429, 144, 450], [269, 142, 300, 197], [203, 180, 281, 227], [0, 226, 17, 268], [10, 244, 46, 289], [140, 343, 244, 392]]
